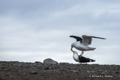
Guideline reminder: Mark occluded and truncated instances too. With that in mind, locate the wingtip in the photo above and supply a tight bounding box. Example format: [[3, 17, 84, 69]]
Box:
[[102, 38, 106, 40], [69, 35, 72, 37], [70, 35, 75, 37]]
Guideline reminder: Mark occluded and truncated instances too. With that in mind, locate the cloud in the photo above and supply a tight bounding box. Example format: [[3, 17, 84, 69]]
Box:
[[0, 0, 120, 64]]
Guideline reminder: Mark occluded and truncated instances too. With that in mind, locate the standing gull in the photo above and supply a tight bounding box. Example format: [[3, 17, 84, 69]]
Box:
[[70, 35, 105, 56]]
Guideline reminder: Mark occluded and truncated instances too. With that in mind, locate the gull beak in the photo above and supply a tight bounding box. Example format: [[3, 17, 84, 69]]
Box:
[[71, 48, 74, 52]]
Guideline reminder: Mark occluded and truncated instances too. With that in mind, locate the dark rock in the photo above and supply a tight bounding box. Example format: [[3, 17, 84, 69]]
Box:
[[0, 78, 5, 80], [59, 68, 70, 72], [43, 66, 50, 70], [30, 71, 38, 75], [35, 61, 43, 64], [59, 62, 70, 65], [115, 71, 119, 74], [59, 68, 66, 71]]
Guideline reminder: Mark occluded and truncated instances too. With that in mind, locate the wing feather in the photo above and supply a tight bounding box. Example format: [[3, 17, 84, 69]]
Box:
[[82, 35, 105, 45], [70, 35, 82, 42]]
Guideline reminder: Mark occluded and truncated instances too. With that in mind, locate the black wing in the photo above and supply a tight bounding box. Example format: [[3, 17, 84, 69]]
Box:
[[70, 35, 83, 42], [79, 56, 95, 63]]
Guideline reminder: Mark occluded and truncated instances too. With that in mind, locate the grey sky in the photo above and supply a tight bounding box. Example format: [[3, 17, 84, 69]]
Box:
[[0, 0, 120, 64]]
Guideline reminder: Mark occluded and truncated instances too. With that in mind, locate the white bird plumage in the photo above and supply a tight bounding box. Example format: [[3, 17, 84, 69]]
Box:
[[70, 35, 105, 56], [73, 51, 79, 62], [72, 51, 95, 63]]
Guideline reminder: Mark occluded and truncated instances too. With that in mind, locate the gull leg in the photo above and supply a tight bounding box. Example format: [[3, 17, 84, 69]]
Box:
[[80, 51, 84, 56]]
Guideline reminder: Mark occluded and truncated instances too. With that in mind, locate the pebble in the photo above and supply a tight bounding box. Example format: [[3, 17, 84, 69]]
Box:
[[31, 71, 38, 75], [43, 66, 50, 70], [115, 71, 119, 74]]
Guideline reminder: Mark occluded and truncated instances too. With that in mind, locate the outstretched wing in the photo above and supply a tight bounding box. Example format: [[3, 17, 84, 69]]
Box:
[[70, 35, 82, 42], [82, 35, 106, 45]]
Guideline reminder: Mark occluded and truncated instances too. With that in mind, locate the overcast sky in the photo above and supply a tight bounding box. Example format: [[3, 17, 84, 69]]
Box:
[[0, 0, 120, 64]]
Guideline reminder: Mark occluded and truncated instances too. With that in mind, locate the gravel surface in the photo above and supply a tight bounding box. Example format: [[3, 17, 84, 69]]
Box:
[[0, 60, 120, 80]]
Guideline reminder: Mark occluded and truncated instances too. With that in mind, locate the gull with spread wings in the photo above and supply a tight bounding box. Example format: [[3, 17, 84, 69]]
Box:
[[70, 35, 105, 56]]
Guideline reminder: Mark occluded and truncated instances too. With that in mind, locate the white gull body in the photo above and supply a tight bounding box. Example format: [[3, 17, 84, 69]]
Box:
[[70, 35, 105, 55]]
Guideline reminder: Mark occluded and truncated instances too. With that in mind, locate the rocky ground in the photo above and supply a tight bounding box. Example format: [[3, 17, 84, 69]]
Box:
[[0, 58, 120, 80]]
